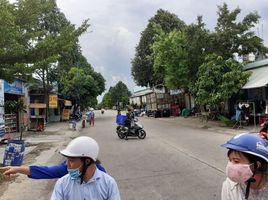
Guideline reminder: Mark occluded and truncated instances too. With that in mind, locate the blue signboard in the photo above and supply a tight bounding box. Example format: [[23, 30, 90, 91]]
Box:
[[4, 80, 24, 95]]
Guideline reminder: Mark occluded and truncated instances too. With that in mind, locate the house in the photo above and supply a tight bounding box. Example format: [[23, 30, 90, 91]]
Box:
[[130, 86, 184, 117], [239, 58, 268, 124]]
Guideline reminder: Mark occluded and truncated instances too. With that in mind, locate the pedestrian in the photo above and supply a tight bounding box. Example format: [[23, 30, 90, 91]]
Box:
[[51, 136, 120, 200], [87, 108, 95, 126], [221, 133, 268, 200], [0, 159, 106, 179]]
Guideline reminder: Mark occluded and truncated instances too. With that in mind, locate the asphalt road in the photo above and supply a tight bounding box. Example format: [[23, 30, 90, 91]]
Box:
[[82, 110, 232, 200], [0, 110, 235, 200]]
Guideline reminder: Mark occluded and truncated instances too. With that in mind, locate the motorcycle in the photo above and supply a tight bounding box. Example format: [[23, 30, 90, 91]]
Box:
[[116, 115, 146, 139], [101, 109, 105, 114]]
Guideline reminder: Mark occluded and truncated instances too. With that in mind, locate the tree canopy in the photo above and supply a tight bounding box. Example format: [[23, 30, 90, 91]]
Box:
[[211, 3, 267, 59], [131, 9, 186, 87], [101, 81, 131, 109], [152, 28, 189, 90], [194, 54, 251, 107], [0, 0, 89, 82]]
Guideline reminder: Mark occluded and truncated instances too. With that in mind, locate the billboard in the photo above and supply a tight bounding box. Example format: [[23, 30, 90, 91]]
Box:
[[49, 95, 58, 108], [4, 80, 25, 95]]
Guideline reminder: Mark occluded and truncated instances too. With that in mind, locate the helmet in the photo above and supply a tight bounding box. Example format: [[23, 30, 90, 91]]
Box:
[[222, 133, 268, 162], [60, 136, 99, 161]]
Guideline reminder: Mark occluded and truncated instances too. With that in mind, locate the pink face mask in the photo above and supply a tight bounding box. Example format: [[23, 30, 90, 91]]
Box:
[[226, 161, 253, 183]]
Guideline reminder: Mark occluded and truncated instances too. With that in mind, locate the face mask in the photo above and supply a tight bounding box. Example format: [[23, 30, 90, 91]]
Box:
[[67, 166, 81, 180], [226, 161, 253, 183]]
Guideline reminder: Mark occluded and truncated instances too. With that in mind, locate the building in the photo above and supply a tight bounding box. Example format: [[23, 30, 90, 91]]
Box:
[[240, 58, 268, 124]]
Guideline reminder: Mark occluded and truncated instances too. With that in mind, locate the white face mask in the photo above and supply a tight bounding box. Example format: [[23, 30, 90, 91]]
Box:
[[226, 161, 253, 183]]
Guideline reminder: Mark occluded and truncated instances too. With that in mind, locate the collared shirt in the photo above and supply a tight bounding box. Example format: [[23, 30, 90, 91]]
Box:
[[51, 168, 120, 200], [221, 177, 268, 200]]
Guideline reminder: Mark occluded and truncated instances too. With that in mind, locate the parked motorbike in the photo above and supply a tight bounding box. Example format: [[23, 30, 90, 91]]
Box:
[[116, 115, 146, 139]]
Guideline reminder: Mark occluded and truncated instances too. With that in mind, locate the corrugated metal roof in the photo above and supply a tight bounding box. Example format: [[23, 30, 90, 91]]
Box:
[[131, 88, 153, 97], [244, 58, 268, 70], [242, 65, 268, 89]]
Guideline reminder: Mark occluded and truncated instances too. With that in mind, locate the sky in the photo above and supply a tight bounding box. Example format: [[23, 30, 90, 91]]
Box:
[[56, 0, 268, 101]]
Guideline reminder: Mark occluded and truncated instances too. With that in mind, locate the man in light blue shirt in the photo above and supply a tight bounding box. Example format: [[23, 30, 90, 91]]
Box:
[[51, 136, 120, 200]]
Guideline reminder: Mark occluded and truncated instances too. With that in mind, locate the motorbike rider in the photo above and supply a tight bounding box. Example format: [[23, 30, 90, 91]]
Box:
[[51, 136, 120, 200], [124, 106, 134, 140], [221, 133, 268, 200]]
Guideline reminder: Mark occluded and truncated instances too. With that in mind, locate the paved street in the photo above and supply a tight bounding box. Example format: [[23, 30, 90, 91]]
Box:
[[0, 110, 249, 199]]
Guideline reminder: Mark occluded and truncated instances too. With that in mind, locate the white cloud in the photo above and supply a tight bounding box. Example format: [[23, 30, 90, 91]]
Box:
[[56, 0, 268, 103]]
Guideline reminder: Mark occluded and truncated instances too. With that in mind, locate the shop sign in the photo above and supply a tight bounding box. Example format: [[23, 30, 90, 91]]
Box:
[[4, 80, 25, 95], [64, 100, 72, 107], [49, 95, 58, 108], [170, 89, 184, 95], [62, 109, 70, 120]]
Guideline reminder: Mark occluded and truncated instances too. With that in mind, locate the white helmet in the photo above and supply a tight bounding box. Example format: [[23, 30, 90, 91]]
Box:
[[60, 136, 99, 161]]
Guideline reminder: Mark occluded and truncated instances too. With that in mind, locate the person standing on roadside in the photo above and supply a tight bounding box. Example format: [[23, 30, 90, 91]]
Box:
[[51, 136, 120, 200], [221, 133, 268, 200], [87, 108, 95, 126]]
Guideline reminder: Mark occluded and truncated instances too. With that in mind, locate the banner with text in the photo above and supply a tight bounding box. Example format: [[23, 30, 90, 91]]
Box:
[[49, 95, 58, 108]]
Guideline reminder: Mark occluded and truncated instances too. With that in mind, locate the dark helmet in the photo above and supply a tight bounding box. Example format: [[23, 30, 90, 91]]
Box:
[[222, 133, 268, 162]]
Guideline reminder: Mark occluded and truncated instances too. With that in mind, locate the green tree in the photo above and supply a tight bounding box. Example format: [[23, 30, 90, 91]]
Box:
[[101, 81, 131, 109], [194, 54, 251, 107], [152, 28, 189, 90], [60, 66, 104, 110], [131, 9, 186, 87], [185, 16, 212, 89], [211, 3, 267, 59], [0, 0, 89, 82]]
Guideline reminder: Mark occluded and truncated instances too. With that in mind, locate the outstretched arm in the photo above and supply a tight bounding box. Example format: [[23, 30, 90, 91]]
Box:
[[29, 162, 68, 179], [0, 165, 31, 177], [0, 162, 68, 179], [0, 161, 106, 180]]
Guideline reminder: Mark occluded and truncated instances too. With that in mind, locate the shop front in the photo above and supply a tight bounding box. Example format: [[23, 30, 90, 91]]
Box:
[[3, 79, 27, 134], [241, 59, 268, 126], [62, 100, 72, 121]]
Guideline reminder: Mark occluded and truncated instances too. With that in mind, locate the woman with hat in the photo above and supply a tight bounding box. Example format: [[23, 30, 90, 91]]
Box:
[[221, 133, 268, 199]]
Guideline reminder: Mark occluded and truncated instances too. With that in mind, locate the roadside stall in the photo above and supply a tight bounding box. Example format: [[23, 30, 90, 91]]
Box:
[[29, 103, 46, 131], [62, 100, 72, 121]]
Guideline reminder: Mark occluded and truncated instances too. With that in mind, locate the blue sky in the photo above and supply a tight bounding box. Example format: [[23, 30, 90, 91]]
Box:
[[56, 0, 268, 101]]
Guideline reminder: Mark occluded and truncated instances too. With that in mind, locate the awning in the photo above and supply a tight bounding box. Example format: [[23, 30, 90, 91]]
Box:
[[242, 66, 268, 89]]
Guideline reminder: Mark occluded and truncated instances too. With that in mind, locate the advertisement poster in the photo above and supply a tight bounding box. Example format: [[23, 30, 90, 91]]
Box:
[[4, 79, 25, 95], [49, 95, 58, 108]]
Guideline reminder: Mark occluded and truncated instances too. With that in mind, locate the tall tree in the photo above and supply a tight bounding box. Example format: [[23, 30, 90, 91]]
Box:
[[131, 9, 186, 87], [211, 3, 267, 59], [152, 28, 189, 90], [101, 81, 131, 109], [0, 0, 89, 82], [60, 65, 105, 110], [185, 16, 212, 90]]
